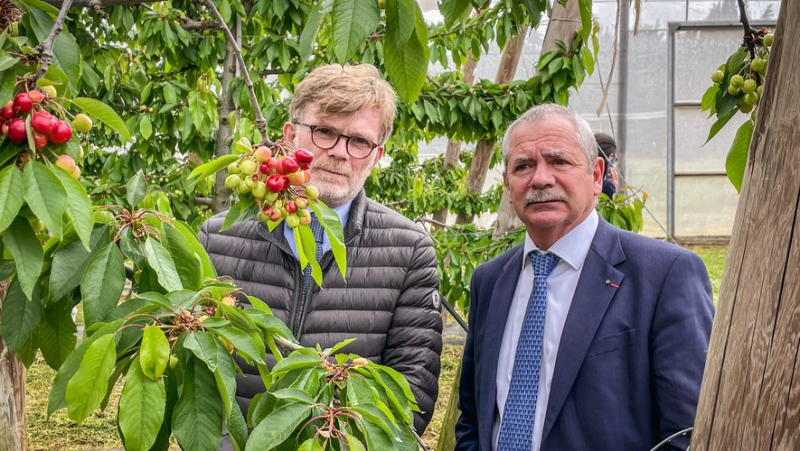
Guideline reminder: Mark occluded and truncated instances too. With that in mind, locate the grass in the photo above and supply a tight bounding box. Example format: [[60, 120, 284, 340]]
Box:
[[25, 244, 728, 450]]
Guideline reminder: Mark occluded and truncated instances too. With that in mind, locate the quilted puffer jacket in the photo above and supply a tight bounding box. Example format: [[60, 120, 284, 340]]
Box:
[[199, 190, 443, 432]]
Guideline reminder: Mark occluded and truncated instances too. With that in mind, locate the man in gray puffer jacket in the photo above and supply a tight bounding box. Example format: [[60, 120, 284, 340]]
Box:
[[199, 64, 443, 438]]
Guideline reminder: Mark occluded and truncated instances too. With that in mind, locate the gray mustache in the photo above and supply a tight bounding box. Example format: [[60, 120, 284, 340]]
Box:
[[524, 189, 568, 205]]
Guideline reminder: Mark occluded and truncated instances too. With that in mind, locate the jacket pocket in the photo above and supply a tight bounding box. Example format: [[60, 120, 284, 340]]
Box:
[[585, 329, 637, 359]]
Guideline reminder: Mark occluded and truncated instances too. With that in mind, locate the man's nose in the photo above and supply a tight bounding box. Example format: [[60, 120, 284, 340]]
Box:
[[529, 164, 555, 188], [326, 136, 349, 159]]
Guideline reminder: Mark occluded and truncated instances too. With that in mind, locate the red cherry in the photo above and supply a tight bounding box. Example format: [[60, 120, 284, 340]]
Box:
[[285, 200, 297, 214], [262, 205, 273, 216], [14, 93, 33, 114], [31, 111, 57, 135], [303, 169, 312, 183], [295, 148, 314, 164], [298, 162, 310, 171], [266, 174, 284, 193], [258, 162, 268, 174], [281, 157, 299, 174], [33, 132, 48, 150], [50, 120, 73, 144], [0, 101, 14, 120], [7, 118, 27, 144], [287, 171, 305, 186]]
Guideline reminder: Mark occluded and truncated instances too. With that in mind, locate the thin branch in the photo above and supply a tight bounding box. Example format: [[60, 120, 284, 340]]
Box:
[[260, 68, 286, 77], [274, 335, 303, 353], [33, 0, 74, 82], [42, 0, 162, 7], [737, 0, 757, 60], [181, 17, 218, 31], [412, 429, 432, 451], [198, 0, 270, 145]]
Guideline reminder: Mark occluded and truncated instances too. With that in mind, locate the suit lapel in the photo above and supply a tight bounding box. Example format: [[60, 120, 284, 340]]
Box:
[[479, 245, 524, 450], [542, 220, 626, 441]]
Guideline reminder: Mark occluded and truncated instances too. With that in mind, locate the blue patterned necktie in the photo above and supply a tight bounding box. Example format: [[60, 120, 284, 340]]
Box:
[[497, 250, 560, 450], [301, 214, 324, 297]]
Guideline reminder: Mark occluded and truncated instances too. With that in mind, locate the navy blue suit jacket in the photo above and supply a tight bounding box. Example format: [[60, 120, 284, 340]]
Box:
[[455, 219, 714, 450]]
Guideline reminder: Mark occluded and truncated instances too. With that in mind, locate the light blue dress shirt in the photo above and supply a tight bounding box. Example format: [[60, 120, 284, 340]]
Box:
[[283, 200, 352, 258]]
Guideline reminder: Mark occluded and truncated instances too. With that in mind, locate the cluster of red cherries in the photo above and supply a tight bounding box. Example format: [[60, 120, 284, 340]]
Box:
[[225, 140, 319, 228], [1, 87, 90, 177]]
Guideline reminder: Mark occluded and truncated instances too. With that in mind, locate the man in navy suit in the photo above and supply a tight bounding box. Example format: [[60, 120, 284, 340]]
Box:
[[455, 104, 714, 451]]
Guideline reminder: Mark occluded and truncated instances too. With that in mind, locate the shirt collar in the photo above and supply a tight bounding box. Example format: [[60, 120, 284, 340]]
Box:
[[522, 210, 599, 271]]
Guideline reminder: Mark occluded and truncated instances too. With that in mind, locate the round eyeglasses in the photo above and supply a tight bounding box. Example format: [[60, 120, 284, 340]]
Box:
[[295, 123, 379, 159]]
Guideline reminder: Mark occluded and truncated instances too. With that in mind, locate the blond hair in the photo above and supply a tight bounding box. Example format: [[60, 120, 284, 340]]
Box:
[[289, 64, 397, 144]]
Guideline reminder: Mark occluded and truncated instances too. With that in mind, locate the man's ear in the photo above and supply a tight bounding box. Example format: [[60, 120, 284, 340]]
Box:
[[592, 156, 604, 195], [370, 146, 385, 167], [283, 121, 296, 142]]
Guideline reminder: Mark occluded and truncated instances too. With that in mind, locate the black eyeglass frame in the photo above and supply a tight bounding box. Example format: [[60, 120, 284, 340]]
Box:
[[294, 122, 380, 160]]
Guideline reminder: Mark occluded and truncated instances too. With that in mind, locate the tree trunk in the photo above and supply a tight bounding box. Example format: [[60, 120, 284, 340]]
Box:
[[0, 280, 25, 451], [212, 17, 240, 213], [432, 56, 477, 226], [493, 0, 583, 237], [691, 2, 800, 449], [455, 25, 529, 225]]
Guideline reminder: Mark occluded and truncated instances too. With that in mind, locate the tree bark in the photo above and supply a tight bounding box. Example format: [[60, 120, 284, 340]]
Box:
[[432, 56, 477, 226], [0, 280, 25, 451], [493, 0, 583, 237], [456, 26, 528, 225], [691, 1, 800, 449], [211, 17, 240, 213]]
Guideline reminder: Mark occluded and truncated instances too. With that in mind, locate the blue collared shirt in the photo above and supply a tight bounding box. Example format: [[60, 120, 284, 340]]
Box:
[[283, 200, 352, 259]]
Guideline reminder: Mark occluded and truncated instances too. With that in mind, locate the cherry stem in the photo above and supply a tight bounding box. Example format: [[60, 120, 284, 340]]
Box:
[[33, 0, 74, 83], [737, 0, 757, 60], [197, 0, 271, 146]]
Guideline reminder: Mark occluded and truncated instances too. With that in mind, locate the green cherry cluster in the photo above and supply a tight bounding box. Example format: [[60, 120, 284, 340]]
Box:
[[224, 139, 319, 228], [0, 86, 90, 177], [711, 29, 773, 114]]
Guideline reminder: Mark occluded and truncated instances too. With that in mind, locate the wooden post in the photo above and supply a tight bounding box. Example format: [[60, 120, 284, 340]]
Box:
[[691, 1, 800, 449], [0, 280, 25, 451]]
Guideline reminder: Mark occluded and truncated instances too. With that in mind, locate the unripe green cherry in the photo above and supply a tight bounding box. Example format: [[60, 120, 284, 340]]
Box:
[[711, 70, 725, 84], [224, 174, 242, 190], [730, 74, 744, 88], [168, 355, 179, 369], [257, 211, 270, 222], [751, 58, 766, 73], [72, 114, 93, 133], [727, 84, 740, 95], [252, 181, 267, 198], [763, 33, 773, 46], [742, 79, 757, 94], [227, 162, 241, 174], [264, 191, 279, 203], [757, 85, 763, 96], [29, 218, 45, 233], [42, 85, 58, 98], [93, 210, 115, 224], [739, 103, 753, 113], [744, 92, 758, 105], [305, 185, 320, 200], [286, 215, 300, 228], [240, 159, 257, 175]]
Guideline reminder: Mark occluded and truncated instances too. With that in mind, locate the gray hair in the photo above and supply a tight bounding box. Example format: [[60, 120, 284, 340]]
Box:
[[501, 104, 598, 172]]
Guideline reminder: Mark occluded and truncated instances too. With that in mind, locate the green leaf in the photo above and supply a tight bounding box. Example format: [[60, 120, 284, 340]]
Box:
[[298, 438, 324, 451], [221, 196, 258, 232], [440, 0, 472, 28], [0, 165, 24, 233], [726, 119, 754, 193], [577, 0, 592, 39], [269, 388, 315, 404], [0, 277, 41, 353], [144, 237, 184, 292], [270, 350, 324, 377], [331, 0, 381, 64], [23, 161, 67, 240], [323, 337, 357, 356], [51, 166, 93, 250], [704, 108, 737, 145], [245, 403, 311, 451], [160, 222, 203, 290], [701, 84, 719, 113], [28, 7, 82, 89], [187, 154, 240, 183], [49, 225, 110, 302], [140, 325, 170, 380], [37, 302, 77, 370], [126, 170, 147, 207], [384, 0, 429, 104], [139, 115, 153, 140], [47, 321, 121, 417], [308, 201, 347, 280], [183, 331, 220, 372], [0, 51, 20, 72], [171, 221, 216, 280], [70, 97, 132, 141], [352, 405, 397, 446], [81, 242, 126, 327], [66, 334, 117, 423], [3, 217, 44, 300], [119, 358, 166, 451], [295, 225, 322, 287], [299, 3, 325, 61], [209, 326, 264, 365], [346, 435, 367, 451], [172, 357, 224, 451]]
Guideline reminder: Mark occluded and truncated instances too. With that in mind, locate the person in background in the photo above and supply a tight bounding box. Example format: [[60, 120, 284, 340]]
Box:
[[595, 132, 619, 198], [200, 64, 443, 447], [456, 104, 714, 450]]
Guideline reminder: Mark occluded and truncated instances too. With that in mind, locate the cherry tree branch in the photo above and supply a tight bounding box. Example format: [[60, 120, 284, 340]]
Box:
[[33, 0, 74, 82], [197, 0, 270, 145], [737, 0, 757, 60]]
